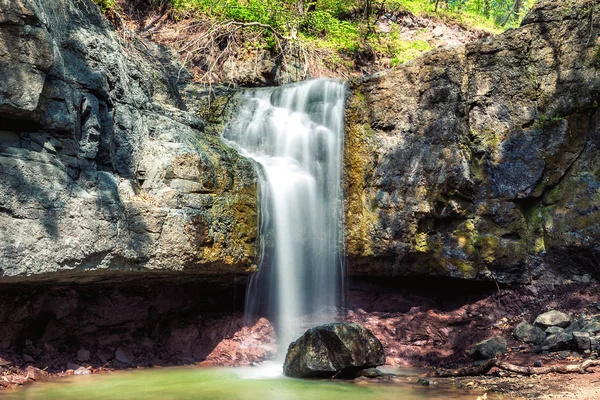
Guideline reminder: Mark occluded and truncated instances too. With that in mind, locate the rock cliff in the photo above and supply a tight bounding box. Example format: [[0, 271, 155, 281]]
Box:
[[345, 0, 600, 284], [2, 0, 600, 287], [0, 0, 258, 281]]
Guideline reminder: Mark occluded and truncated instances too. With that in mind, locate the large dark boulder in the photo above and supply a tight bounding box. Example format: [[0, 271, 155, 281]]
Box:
[[283, 323, 385, 378], [473, 336, 507, 360], [514, 321, 547, 345]]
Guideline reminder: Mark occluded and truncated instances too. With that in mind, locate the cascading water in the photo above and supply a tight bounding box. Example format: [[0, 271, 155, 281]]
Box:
[[222, 78, 346, 355]]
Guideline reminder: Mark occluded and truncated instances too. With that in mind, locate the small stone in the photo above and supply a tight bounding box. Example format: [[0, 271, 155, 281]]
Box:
[[74, 367, 91, 375], [354, 376, 370, 385], [29, 132, 47, 147], [533, 361, 543, 367], [76, 348, 91, 362], [558, 350, 570, 359], [30, 141, 43, 152], [357, 368, 383, 378], [543, 332, 573, 351], [590, 336, 599, 351], [115, 347, 133, 365], [572, 274, 591, 283], [473, 337, 507, 360], [582, 321, 600, 335], [24, 365, 46, 381], [514, 320, 546, 344], [22, 354, 35, 363], [573, 332, 591, 351], [432, 26, 444, 37], [49, 138, 62, 149], [0, 131, 21, 147], [534, 310, 571, 329], [66, 362, 81, 370], [97, 349, 114, 364], [417, 377, 431, 385], [43, 141, 56, 154], [546, 326, 564, 335], [565, 322, 582, 333]]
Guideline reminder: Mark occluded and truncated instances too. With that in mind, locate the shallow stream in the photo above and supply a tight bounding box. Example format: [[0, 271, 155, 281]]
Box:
[[0, 367, 500, 400]]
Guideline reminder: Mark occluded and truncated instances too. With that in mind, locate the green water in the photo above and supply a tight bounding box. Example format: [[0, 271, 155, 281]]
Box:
[[1, 367, 496, 400]]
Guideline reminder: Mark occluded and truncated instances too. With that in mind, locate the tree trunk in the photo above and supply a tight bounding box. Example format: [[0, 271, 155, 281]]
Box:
[[297, 0, 305, 16], [429, 359, 600, 378]]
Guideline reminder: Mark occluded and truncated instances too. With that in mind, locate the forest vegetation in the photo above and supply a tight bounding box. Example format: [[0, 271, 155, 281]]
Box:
[[93, 0, 537, 82]]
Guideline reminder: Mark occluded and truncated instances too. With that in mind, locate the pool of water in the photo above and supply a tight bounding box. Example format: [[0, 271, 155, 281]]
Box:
[[0, 366, 499, 400]]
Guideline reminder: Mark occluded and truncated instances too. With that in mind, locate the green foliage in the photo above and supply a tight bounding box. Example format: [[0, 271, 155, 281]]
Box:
[[116, 0, 538, 73], [92, 0, 116, 12]]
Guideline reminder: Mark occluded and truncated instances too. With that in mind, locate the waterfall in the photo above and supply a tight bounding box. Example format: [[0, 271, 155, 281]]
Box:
[[222, 78, 346, 354]]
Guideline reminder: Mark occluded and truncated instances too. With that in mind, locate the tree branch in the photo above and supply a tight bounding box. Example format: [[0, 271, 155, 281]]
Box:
[[429, 359, 600, 378]]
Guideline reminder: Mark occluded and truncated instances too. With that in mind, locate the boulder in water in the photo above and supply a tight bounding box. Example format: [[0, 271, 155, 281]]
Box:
[[283, 322, 385, 378]]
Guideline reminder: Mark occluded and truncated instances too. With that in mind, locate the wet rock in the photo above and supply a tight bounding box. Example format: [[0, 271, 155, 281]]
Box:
[[24, 366, 47, 381], [473, 337, 507, 360], [283, 323, 385, 378], [417, 377, 431, 385], [514, 321, 546, 344], [357, 368, 384, 378], [534, 311, 571, 330], [573, 332, 591, 351]]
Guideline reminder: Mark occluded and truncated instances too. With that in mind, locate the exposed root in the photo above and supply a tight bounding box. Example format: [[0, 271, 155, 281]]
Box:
[[144, 18, 308, 84], [430, 359, 600, 378]]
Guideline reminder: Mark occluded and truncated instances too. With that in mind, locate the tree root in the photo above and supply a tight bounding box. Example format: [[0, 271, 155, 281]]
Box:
[[430, 359, 600, 377]]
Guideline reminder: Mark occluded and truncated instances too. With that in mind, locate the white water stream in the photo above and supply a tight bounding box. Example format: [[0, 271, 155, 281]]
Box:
[[223, 78, 346, 355]]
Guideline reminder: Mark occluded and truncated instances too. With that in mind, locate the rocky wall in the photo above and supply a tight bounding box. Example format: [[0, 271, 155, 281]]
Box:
[[0, 0, 258, 282], [344, 0, 600, 284]]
